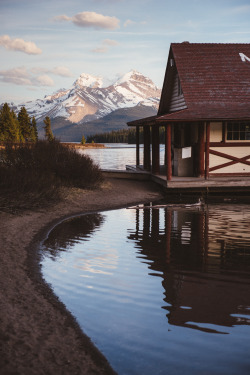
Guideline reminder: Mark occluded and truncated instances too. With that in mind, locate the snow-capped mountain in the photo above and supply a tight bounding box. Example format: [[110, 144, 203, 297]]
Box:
[[18, 70, 161, 124]]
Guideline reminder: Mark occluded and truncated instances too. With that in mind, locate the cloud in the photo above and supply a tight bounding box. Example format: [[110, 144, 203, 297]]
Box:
[[103, 39, 119, 46], [31, 66, 73, 77], [35, 75, 54, 86], [0, 67, 55, 87], [124, 19, 135, 27], [226, 5, 250, 14], [92, 38, 119, 53], [0, 35, 42, 55], [92, 46, 109, 53], [54, 11, 120, 30]]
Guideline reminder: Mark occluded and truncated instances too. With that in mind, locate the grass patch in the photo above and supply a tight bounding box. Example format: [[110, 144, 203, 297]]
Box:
[[0, 140, 103, 212]]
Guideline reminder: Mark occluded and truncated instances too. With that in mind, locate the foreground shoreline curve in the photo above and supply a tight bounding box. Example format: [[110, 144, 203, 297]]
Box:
[[0, 178, 164, 375]]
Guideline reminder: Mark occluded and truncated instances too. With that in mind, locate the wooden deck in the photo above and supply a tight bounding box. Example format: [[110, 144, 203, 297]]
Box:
[[101, 165, 250, 200]]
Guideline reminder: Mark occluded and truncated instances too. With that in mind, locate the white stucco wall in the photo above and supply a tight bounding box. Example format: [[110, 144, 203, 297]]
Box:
[[210, 146, 250, 174], [210, 122, 222, 142]]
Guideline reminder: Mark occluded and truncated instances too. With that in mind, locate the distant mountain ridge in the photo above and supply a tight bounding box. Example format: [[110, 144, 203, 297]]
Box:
[[6, 70, 161, 141], [19, 70, 160, 123]]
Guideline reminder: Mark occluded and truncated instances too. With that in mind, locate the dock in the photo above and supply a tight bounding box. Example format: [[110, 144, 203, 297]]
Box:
[[102, 166, 250, 201]]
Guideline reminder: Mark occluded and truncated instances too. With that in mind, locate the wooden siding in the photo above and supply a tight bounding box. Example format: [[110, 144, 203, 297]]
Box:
[[169, 73, 187, 112]]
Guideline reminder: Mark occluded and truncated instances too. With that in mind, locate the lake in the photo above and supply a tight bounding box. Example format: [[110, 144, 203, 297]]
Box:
[[41, 202, 250, 375], [78, 143, 166, 170]]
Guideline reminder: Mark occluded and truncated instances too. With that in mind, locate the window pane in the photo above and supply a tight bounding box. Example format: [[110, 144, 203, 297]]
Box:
[[227, 132, 232, 140], [232, 123, 239, 131], [240, 123, 245, 131], [232, 132, 239, 140], [240, 132, 245, 140], [227, 123, 232, 131], [246, 132, 250, 140]]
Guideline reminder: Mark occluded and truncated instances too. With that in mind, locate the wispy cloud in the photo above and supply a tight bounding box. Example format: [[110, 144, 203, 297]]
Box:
[[226, 5, 250, 15], [103, 39, 119, 46], [0, 35, 42, 55], [54, 11, 120, 30], [0, 66, 58, 87], [124, 19, 135, 27], [92, 38, 119, 53], [31, 66, 73, 77]]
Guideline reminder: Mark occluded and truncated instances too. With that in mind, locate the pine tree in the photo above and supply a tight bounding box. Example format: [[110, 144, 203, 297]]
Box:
[[81, 135, 86, 145], [18, 106, 32, 142], [0, 103, 20, 142], [30, 116, 38, 142], [43, 116, 54, 141]]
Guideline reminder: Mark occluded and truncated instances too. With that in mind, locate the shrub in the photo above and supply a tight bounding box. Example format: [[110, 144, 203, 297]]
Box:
[[0, 140, 103, 211]]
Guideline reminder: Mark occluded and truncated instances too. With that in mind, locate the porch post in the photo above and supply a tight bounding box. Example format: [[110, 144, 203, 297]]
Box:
[[136, 126, 140, 166], [198, 122, 205, 177], [205, 121, 210, 180], [152, 124, 160, 174], [166, 123, 172, 181], [143, 125, 151, 171]]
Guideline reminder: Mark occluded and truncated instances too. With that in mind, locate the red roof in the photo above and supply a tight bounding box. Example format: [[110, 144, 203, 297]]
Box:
[[158, 43, 250, 122]]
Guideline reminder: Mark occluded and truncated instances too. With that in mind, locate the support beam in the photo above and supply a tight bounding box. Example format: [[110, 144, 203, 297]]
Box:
[[136, 126, 140, 166], [205, 121, 210, 180], [166, 123, 172, 181], [143, 126, 151, 171], [198, 122, 205, 177], [152, 125, 160, 174]]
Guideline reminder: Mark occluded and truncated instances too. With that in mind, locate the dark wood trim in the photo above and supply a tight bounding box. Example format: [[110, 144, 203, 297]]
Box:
[[210, 173, 250, 177], [222, 122, 226, 143], [136, 126, 140, 166], [166, 123, 172, 181], [152, 125, 160, 174], [198, 122, 205, 177], [210, 142, 250, 147], [143, 125, 151, 171], [205, 122, 210, 179]]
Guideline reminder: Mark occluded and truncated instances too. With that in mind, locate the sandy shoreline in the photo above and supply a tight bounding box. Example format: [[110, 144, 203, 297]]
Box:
[[0, 178, 164, 375]]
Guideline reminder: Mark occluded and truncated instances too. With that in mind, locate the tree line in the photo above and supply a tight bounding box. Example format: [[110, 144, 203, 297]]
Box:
[[86, 127, 166, 144], [0, 102, 54, 143]]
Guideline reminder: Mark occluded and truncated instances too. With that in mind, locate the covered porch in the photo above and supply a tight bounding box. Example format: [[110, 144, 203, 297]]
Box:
[[127, 116, 210, 184]]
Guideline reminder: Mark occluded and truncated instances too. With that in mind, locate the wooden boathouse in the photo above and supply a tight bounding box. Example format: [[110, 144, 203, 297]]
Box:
[[127, 43, 250, 187]]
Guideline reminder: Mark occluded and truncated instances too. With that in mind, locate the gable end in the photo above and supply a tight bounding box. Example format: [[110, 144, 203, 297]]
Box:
[[169, 73, 187, 112]]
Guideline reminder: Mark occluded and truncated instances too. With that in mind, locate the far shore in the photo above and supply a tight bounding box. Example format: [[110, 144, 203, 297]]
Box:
[[0, 177, 164, 375], [61, 142, 105, 149]]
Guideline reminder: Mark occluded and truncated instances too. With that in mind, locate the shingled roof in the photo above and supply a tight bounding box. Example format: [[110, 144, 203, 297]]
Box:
[[157, 42, 250, 122]]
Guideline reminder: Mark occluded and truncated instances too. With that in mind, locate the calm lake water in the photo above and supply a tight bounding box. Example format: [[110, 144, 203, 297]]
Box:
[[78, 143, 165, 170], [41, 203, 250, 375]]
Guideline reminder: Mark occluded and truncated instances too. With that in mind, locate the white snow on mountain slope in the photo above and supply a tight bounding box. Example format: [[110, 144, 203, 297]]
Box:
[[17, 70, 161, 124]]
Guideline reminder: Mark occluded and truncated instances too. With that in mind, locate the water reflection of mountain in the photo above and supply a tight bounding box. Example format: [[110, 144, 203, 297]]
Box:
[[127, 205, 250, 334], [42, 214, 104, 259]]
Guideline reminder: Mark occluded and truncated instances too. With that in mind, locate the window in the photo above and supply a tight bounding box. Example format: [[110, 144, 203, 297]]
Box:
[[227, 122, 250, 141]]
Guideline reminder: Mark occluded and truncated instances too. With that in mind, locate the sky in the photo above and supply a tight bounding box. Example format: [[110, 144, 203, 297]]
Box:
[[0, 0, 250, 104]]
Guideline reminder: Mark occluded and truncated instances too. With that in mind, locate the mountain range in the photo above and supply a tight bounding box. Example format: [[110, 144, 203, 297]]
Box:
[[16, 70, 161, 141]]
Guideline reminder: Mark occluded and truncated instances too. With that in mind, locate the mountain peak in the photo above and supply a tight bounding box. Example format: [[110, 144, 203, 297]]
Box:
[[74, 73, 103, 88], [115, 70, 145, 85]]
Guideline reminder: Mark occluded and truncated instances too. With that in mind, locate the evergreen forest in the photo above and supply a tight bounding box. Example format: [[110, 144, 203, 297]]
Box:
[[87, 127, 166, 144], [0, 103, 38, 143]]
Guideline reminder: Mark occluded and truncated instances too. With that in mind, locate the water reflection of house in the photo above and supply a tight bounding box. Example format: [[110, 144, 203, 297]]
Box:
[[128, 43, 250, 181], [127, 206, 250, 333]]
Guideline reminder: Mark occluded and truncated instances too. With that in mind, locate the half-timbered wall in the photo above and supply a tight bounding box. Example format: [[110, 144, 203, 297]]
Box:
[[169, 73, 187, 112], [210, 122, 222, 142], [209, 147, 250, 174]]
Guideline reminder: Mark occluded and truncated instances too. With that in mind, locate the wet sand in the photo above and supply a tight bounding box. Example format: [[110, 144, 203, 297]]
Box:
[[0, 178, 164, 375]]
